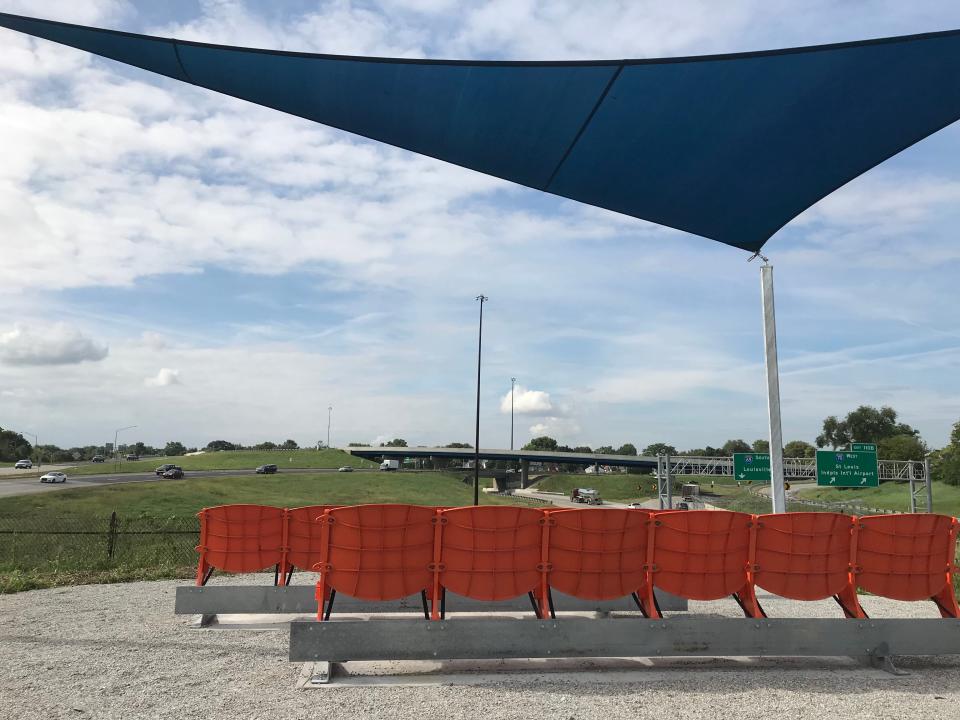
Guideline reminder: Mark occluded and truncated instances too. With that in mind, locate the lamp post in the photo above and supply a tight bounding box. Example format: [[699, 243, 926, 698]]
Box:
[[510, 377, 516, 451], [327, 406, 333, 450], [114, 425, 137, 469], [20, 431, 38, 470], [473, 295, 488, 506]]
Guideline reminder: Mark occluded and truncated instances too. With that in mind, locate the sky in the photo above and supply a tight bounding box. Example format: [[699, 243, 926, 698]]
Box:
[[1, 0, 960, 452]]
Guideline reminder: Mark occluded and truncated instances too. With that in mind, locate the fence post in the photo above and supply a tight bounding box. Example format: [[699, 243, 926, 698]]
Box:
[[107, 511, 118, 559]]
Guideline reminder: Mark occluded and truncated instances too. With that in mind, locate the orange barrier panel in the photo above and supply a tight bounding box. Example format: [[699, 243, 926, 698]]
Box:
[[855, 514, 959, 618], [316, 504, 437, 618], [641, 510, 762, 618], [280, 505, 334, 585], [546, 508, 651, 607], [437, 506, 545, 617], [195, 504, 285, 585], [753, 512, 862, 617]]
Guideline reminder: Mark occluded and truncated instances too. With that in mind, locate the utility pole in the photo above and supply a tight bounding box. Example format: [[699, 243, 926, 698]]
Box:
[[474, 295, 488, 506], [114, 425, 137, 471], [510, 377, 516, 451]]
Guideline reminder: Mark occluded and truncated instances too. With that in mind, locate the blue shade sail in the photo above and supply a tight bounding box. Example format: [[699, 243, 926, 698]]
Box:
[[2, 11, 960, 252]]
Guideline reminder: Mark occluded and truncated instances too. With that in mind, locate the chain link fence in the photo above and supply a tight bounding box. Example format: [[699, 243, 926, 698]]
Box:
[[0, 514, 199, 577]]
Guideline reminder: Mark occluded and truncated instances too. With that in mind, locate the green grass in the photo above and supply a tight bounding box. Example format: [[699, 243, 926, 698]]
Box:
[[0, 471, 540, 593], [59, 448, 377, 476], [530, 473, 731, 503], [0, 471, 533, 519], [796, 481, 960, 517]]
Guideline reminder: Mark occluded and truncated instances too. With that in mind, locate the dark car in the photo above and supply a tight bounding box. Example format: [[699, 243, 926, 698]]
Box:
[[162, 467, 184, 479], [125, 454, 139, 461], [156, 463, 177, 475], [91, 455, 105, 463], [256, 464, 278, 474]]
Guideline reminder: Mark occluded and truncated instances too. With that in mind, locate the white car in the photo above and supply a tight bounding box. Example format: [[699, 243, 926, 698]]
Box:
[[14, 459, 32, 469], [337, 466, 354, 472], [40, 471, 67, 484], [627, 502, 646, 509]]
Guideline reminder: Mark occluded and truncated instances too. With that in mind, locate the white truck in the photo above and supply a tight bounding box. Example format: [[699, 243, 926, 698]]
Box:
[[570, 488, 602, 505], [379, 459, 400, 471]]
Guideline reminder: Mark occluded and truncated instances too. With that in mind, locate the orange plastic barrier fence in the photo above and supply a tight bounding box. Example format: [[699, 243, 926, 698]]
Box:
[[315, 504, 437, 617], [753, 512, 863, 617], [193, 504, 959, 621], [641, 510, 761, 618], [545, 508, 651, 606], [437, 506, 545, 617], [281, 505, 334, 585], [195, 504, 285, 585], [855, 514, 959, 618]]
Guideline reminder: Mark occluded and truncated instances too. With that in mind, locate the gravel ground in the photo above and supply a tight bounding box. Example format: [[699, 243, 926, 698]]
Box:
[[1, 576, 959, 720]]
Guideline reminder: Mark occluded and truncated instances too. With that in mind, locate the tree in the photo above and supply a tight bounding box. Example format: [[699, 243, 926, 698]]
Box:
[[164, 441, 186, 457], [0, 428, 32, 462], [643, 443, 677, 456], [444, 442, 473, 448], [751, 439, 769, 453], [573, 446, 593, 454], [255, 441, 278, 450], [594, 445, 615, 455], [876, 434, 926, 461], [951, 418, 960, 447], [783, 440, 815, 458], [281, 439, 299, 450], [616, 443, 638, 456], [347, 442, 370, 447], [382, 438, 408, 447], [816, 405, 918, 448], [721, 439, 752, 456], [206, 440, 236, 452], [523, 436, 558, 451]]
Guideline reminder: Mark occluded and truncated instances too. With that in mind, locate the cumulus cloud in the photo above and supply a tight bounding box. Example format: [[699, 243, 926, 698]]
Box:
[[499, 385, 553, 415], [145, 368, 181, 387], [0, 323, 108, 366]]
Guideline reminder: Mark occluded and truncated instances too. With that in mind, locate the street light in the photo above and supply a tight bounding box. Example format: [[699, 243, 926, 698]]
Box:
[[327, 406, 333, 450], [114, 425, 137, 468], [473, 295, 488, 506], [20, 430, 38, 470], [510, 377, 516, 451]]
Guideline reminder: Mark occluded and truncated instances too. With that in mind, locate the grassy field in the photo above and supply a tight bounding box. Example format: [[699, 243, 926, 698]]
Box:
[[531, 473, 736, 503], [796, 481, 960, 517], [57, 448, 377, 476], [0, 471, 538, 593]]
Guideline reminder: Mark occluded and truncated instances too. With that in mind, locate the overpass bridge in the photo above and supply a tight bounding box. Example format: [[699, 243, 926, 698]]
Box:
[[346, 447, 930, 510]]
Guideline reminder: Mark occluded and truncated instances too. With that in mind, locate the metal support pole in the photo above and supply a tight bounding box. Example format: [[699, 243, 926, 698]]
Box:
[[657, 455, 664, 510], [510, 377, 516, 451], [909, 462, 917, 514], [925, 457, 933, 513], [473, 295, 488, 506], [761, 264, 786, 513], [665, 453, 673, 509]]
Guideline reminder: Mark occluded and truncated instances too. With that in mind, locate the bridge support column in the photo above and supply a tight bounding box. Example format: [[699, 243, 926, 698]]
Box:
[[520, 459, 531, 488]]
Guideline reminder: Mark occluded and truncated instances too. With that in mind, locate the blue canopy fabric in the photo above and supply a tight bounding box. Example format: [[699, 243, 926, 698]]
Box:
[[2, 12, 960, 252]]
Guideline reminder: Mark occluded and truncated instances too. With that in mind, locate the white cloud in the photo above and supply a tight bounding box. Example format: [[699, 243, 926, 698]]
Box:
[[145, 368, 181, 387], [0, 323, 108, 366], [140, 332, 170, 351], [499, 385, 553, 415]]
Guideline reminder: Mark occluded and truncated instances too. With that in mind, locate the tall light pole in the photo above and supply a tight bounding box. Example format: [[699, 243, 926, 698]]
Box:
[[20, 431, 38, 470], [510, 377, 516, 451], [473, 295, 488, 506], [114, 425, 137, 469], [327, 406, 333, 450]]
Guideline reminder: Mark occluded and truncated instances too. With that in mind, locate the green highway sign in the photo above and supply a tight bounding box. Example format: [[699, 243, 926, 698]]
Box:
[[816, 450, 879, 487], [733, 453, 771, 482], [850, 442, 877, 452]]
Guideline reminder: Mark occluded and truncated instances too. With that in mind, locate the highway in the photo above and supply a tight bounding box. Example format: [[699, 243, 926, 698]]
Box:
[[0, 467, 349, 499]]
